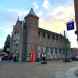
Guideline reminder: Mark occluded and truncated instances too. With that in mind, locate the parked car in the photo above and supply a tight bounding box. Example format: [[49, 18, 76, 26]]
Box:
[[2, 55, 8, 61], [72, 56, 78, 61]]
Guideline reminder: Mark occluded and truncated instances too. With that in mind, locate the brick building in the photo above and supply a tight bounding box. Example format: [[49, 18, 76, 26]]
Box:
[[74, 0, 78, 40], [10, 8, 70, 62]]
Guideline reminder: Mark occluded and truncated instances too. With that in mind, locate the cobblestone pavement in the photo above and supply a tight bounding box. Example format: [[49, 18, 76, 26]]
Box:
[[0, 61, 78, 78]]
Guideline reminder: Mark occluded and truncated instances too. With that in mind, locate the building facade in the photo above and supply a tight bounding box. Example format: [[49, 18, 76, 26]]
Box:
[[10, 18, 23, 61], [10, 8, 70, 62], [74, 0, 78, 40]]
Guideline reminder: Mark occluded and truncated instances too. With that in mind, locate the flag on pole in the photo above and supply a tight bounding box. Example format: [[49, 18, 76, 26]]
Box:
[[30, 48, 36, 63], [66, 21, 74, 30]]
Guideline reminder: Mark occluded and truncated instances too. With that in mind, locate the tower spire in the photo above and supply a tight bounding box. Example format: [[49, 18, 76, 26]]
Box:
[[17, 16, 19, 22], [16, 16, 20, 24], [24, 8, 39, 19], [28, 8, 36, 16]]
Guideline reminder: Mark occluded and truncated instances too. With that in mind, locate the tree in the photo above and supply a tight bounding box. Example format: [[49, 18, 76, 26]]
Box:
[[3, 34, 11, 54]]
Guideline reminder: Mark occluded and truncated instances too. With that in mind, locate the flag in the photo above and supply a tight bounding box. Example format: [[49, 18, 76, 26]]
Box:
[[30, 48, 36, 63], [66, 21, 74, 30]]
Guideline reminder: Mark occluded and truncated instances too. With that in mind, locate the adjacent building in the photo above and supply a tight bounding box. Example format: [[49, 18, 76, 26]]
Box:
[[10, 8, 70, 62], [74, 0, 78, 40], [10, 18, 23, 61]]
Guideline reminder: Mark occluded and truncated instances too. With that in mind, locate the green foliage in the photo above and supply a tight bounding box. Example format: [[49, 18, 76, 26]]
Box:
[[3, 34, 10, 53]]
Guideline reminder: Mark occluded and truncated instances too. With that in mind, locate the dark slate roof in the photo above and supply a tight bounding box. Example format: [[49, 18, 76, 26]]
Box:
[[28, 8, 37, 16], [24, 8, 39, 19], [16, 17, 22, 25], [16, 20, 22, 25], [38, 28, 70, 42], [39, 28, 61, 36]]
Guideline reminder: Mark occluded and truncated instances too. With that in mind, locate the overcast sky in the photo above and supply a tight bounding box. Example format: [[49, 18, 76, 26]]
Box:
[[0, 0, 77, 48]]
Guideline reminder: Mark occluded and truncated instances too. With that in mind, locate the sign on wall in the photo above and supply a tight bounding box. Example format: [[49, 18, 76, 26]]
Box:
[[66, 21, 74, 30]]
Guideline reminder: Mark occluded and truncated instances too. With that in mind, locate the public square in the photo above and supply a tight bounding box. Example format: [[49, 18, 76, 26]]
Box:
[[0, 61, 78, 78]]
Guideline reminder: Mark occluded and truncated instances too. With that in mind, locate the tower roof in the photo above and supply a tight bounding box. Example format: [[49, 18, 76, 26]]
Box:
[[24, 8, 39, 19], [28, 8, 37, 16], [16, 16, 22, 25]]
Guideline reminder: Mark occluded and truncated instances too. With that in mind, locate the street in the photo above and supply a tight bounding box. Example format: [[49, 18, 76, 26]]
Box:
[[0, 61, 78, 78]]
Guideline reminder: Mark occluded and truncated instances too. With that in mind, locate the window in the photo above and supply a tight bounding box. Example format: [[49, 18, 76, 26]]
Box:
[[15, 43, 18, 47], [56, 35, 58, 40], [60, 35, 62, 40], [62, 48, 65, 54], [52, 34, 55, 40], [55, 48, 57, 54], [43, 32, 45, 38], [59, 48, 62, 54], [51, 48, 53, 54], [39, 31, 42, 41], [38, 31, 40, 36], [47, 34, 50, 39], [23, 23, 27, 29]]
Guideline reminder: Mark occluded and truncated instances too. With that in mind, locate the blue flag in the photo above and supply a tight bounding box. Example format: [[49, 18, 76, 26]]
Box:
[[67, 21, 74, 30]]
